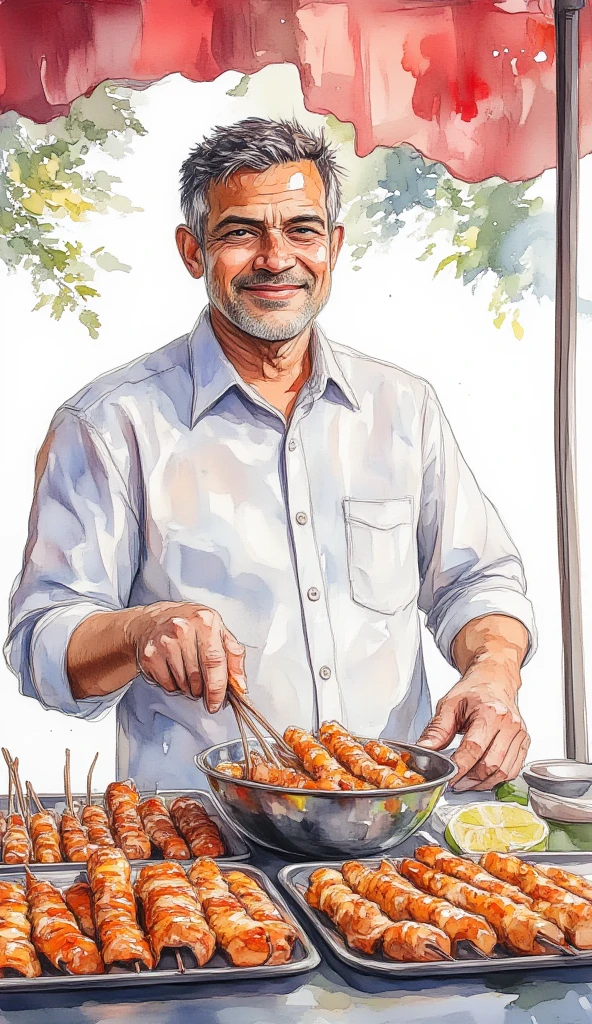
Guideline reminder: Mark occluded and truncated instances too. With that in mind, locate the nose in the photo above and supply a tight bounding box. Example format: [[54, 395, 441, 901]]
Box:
[[252, 230, 297, 273]]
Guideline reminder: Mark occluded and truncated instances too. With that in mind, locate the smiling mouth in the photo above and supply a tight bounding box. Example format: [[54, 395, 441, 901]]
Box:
[[241, 284, 306, 300]]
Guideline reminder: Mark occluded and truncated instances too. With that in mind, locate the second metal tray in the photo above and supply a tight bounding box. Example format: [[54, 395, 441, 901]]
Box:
[[279, 852, 592, 978], [0, 789, 250, 870], [0, 861, 319, 991]]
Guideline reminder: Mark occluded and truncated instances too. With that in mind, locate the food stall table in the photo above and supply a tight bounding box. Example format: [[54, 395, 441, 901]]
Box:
[[1, 809, 592, 1024]]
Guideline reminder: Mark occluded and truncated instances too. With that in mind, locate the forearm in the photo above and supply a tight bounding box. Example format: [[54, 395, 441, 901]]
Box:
[[451, 614, 529, 688], [67, 607, 144, 700]]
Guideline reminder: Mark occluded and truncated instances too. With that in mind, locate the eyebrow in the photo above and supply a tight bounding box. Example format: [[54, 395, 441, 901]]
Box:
[[212, 213, 326, 232]]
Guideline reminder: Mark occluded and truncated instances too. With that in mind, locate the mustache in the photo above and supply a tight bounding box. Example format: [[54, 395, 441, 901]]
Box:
[[233, 271, 313, 290]]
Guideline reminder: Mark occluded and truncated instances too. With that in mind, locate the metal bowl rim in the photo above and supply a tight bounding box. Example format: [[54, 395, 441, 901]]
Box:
[[196, 736, 456, 798]]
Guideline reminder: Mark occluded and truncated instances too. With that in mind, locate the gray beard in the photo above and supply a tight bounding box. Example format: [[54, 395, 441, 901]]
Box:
[[206, 273, 323, 342]]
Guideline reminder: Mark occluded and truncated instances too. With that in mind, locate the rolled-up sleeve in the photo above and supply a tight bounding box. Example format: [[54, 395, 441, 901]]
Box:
[[417, 385, 537, 666], [4, 407, 139, 719]]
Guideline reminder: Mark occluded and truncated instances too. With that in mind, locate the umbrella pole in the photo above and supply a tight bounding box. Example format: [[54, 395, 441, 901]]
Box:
[[554, 0, 587, 760]]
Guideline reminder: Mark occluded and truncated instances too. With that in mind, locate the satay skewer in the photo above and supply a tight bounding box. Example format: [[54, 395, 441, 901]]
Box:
[[1, 752, 30, 864], [61, 749, 90, 862], [228, 691, 252, 777], [25, 782, 62, 864], [227, 693, 283, 768], [81, 754, 115, 848], [227, 683, 298, 763]]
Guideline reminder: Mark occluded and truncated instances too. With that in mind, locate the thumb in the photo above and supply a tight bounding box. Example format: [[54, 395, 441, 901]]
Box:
[[418, 701, 458, 750], [223, 630, 248, 694]]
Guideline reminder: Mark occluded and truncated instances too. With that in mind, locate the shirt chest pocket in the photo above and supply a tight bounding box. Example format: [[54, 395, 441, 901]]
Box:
[[343, 497, 418, 616]]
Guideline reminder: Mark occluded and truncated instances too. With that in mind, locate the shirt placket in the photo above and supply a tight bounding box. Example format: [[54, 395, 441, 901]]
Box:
[[284, 401, 344, 731]]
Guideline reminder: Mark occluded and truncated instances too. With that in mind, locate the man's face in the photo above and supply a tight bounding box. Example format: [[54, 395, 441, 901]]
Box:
[[179, 160, 344, 342]]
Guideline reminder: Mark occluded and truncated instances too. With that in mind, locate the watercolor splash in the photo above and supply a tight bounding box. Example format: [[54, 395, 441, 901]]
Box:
[[0, 0, 592, 182]]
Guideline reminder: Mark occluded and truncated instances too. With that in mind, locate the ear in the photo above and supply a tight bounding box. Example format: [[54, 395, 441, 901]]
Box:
[[176, 225, 205, 280], [329, 223, 345, 270]]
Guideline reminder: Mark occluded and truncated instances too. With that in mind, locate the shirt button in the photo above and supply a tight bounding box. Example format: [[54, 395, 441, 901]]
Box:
[[296, 511, 308, 525], [288, 439, 297, 451], [319, 666, 332, 680], [307, 587, 320, 602]]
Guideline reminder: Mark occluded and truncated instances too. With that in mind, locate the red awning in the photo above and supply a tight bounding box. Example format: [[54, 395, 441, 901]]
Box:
[[0, 0, 591, 181]]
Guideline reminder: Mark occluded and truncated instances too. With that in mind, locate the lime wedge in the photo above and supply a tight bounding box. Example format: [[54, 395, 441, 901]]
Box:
[[495, 778, 529, 806], [444, 802, 548, 854]]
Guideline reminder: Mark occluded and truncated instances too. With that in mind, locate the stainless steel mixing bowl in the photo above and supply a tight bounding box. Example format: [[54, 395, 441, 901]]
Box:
[[196, 737, 456, 859]]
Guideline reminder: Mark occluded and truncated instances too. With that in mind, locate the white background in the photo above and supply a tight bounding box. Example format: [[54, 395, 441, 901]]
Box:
[[1, 67, 591, 794]]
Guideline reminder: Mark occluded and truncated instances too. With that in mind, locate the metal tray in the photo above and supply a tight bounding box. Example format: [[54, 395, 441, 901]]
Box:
[[279, 851, 592, 978], [0, 789, 250, 870], [0, 861, 319, 991]]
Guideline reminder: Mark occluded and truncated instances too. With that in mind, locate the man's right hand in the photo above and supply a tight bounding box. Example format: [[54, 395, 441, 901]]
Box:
[[126, 602, 247, 713], [68, 601, 247, 713]]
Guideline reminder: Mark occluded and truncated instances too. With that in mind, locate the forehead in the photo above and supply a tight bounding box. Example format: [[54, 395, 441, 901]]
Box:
[[207, 160, 327, 221]]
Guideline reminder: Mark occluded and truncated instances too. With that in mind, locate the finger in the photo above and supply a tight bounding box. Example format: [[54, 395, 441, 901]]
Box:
[[450, 715, 499, 787], [171, 617, 203, 699], [417, 701, 458, 751], [196, 614, 228, 713], [160, 635, 191, 696], [468, 731, 528, 792], [223, 629, 247, 695], [138, 641, 178, 694], [459, 714, 523, 785]]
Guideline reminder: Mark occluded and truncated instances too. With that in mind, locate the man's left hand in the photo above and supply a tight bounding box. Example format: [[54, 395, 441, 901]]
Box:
[[417, 615, 530, 791]]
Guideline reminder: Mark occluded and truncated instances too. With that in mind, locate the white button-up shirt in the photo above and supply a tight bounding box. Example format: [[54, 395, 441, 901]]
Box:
[[5, 310, 536, 790]]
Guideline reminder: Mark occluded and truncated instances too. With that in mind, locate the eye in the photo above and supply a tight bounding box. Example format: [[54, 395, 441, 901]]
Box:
[[223, 228, 253, 239], [291, 226, 318, 236]]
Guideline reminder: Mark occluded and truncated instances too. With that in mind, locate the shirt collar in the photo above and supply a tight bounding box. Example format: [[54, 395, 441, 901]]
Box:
[[189, 307, 359, 427]]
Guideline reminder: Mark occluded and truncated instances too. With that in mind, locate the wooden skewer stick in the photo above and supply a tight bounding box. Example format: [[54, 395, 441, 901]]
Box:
[[64, 748, 75, 816], [10, 758, 29, 829], [4, 753, 14, 818], [86, 752, 99, 807], [228, 693, 252, 778], [231, 700, 282, 768], [26, 781, 44, 814], [229, 687, 298, 761], [175, 950, 186, 973], [134, 961, 142, 973]]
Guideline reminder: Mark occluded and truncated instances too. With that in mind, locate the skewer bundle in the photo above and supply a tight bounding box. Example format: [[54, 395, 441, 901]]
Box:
[[306, 844, 592, 963]]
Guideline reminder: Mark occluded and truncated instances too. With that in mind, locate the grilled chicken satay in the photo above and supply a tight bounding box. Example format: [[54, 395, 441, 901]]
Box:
[[170, 797, 225, 858], [189, 857, 271, 966], [400, 859, 565, 955], [248, 751, 318, 790], [81, 805, 115, 848], [3, 813, 30, 864], [306, 867, 451, 961], [0, 880, 41, 978], [105, 780, 152, 860], [87, 847, 154, 968], [481, 852, 592, 948], [25, 872, 103, 974], [0, 814, 7, 844], [225, 870, 297, 965], [319, 722, 415, 789], [64, 881, 96, 939], [216, 761, 245, 779], [342, 860, 497, 955], [283, 727, 370, 791], [26, 784, 62, 864], [60, 811, 90, 862], [138, 798, 190, 859], [135, 862, 216, 965], [415, 847, 533, 907], [537, 864, 592, 904], [363, 740, 425, 785]]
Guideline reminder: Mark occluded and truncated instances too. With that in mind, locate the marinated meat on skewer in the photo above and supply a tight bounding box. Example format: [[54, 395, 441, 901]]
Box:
[[481, 852, 592, 948], [138, 798, 190, 860], [25, 872, 104, 975], [0, 814, 7, 844], [225, 870, 297, 965], [2, 813, 30, 865], [306, 867, 451, 961], [170, 797, 225, 858], [189, 857, 270, 966], [283, 728, 370, 791], [399, 858, 565, 955], [60, 811, 90, 863], [342, 860, 497, 955], [415, 846, 533, 906], [26, 784, 62, 864], [0, 880, 41, 978], [105, 780, 152, 860], [363, 740, 425, 785], [64, 881, 96, 939], [248, 751, 318, 790], [319, 722, 416, 790], [87, 847, 154, 968], [537, 864, 592, 904], [216, 762, 245, 779], [81, 805, 115, 848], [135, 862, 216, 966]]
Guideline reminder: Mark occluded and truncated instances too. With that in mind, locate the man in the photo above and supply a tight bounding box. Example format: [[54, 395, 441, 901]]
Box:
[[5, 118, 535, 792]]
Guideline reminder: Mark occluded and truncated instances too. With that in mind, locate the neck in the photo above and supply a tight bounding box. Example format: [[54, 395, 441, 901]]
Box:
[[209, 304, 313, 417]]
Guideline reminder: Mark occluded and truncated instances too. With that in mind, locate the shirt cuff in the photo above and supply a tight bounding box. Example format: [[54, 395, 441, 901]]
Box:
[[433, 587, 537, 669], [29, 603, 132, 720]]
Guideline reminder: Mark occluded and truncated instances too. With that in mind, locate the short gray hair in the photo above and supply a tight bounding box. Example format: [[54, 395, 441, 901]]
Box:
[[179, 117, 343, 245]]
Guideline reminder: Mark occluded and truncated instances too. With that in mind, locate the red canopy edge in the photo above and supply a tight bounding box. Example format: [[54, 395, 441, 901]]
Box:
[[1, 0, 591, 181]]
